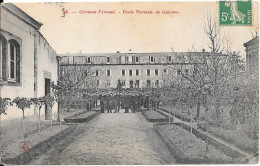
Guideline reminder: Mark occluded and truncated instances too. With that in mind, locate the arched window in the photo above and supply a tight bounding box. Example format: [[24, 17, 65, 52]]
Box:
[[8, 40, 20, 82], [0, 35, 7, 81]]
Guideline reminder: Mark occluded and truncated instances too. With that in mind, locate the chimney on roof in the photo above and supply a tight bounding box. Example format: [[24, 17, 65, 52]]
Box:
[[117, 51, 120, 53], [202, 48, 205, 52]]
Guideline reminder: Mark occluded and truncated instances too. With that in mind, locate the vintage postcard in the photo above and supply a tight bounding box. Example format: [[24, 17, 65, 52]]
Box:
[[0, 0, 259, 165]]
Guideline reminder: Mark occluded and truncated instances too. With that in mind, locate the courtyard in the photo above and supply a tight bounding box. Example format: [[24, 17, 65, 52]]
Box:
[[27, 110, 176, 165]]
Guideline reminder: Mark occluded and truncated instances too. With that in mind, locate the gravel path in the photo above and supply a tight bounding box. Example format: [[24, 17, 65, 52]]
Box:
[[27, 111, 176, 164]]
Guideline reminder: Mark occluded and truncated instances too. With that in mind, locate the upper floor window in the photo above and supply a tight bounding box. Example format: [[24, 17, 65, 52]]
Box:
[[95, 70, 99, 76], [107, 57, 110, 63], [135, 56, 139, 63], [149, 56, 154, 63], [8, 40, 20, 82], [147, 69, 150, 76], [155, 69, 159, 75], [136, 70, 139, 76], [168, 56, 172, 63], [129, 70, 132, 76], [132, 56, 135, 63], [96, 80, 99, 88], [122, 70, 125, 76], [107, 70, 110, 76], [86, 57, 91, 64], [125, 56, 129, 63]]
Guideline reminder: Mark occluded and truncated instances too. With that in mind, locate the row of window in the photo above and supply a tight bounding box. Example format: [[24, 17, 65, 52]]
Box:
[[75, 55, 173, 64], [95, 69, 167, 77], [93, 80, 160, 88], [0, 35, 20, 83]]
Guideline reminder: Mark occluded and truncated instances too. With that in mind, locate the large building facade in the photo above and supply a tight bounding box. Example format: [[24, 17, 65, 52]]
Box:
[[59, 52, 195, 90], [0, 4, 59, 121], [244, 36, 259, 79]]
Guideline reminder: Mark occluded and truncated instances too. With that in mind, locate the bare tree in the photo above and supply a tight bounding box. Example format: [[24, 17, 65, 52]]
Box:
[[52, 65, 95, 120]]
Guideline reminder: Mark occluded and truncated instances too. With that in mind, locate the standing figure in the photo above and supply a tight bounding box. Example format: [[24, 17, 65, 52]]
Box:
[[103, 95, 108, 113], [123, 93, 130, 113], [115, 92, 121, 113], [99, 94, 105, 113], [107, 94, 113, 113]]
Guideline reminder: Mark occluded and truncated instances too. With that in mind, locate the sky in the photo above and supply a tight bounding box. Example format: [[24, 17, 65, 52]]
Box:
[[15, 1, 259, 58]]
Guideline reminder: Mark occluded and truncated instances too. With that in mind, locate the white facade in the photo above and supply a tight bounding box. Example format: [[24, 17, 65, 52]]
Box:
[[0, 4, 58, 121]]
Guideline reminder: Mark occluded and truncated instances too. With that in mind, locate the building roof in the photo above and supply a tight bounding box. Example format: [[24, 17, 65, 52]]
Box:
[[1, 3, 43, 30], [244, 36, 259, 47], [58, 52, 209, 57]]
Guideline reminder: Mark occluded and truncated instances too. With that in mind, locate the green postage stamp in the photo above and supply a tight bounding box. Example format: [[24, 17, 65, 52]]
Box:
[[219, 0, 252, 26]]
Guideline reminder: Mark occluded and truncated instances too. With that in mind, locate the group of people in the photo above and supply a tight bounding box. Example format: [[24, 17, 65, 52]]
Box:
[[99, 92, 142, 113]]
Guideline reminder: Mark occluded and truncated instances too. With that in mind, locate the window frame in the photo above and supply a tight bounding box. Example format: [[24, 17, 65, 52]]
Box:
[[129, 70, 132, 76], [0, 30, 22, 86], [147, 69, 150, 76], [155, 69, 159, 76], [107, 70, 110, 76], [136, 70, 139, 76]]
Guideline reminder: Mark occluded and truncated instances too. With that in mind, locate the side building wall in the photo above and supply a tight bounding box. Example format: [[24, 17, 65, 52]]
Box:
[[0, 4, 58, 121]]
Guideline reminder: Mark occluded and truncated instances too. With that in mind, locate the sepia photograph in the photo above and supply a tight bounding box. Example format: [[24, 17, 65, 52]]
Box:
[[0, 0, 259, 164]]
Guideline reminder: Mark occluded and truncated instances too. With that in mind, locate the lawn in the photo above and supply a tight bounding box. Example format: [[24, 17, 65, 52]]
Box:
[[158, 124, 233, 163], [206, 126, 258, 154]]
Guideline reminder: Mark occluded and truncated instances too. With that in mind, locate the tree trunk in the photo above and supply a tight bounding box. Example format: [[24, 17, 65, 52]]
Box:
[[57, 102, 61, 122], [196, 97, 200, 119], [50, 107, 53, 127], [0, 114, 2, 164], [38, 109, 41, 132], [22, 110, 25, 140], [67, 99, 71, 112]]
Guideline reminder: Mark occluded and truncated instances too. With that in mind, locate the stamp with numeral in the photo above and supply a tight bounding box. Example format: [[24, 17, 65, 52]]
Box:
[[219, 0, 252, 26]]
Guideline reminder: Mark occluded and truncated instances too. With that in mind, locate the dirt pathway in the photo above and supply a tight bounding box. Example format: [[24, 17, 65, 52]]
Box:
[[27, 111, 176, 164]]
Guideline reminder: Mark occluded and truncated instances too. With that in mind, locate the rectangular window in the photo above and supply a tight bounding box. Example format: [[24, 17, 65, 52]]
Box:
[[132, 56, 135, 63], [107, 57, 110, 63], [147, 80, 151, 88], [147, 69, 150, 76], [130, 80, 134, 88], [0, 40, 2, 79], [96, 70, 99, 76], [136, 80, 140, 88], [122, 70, 125, 76], [129, 70, 132, 76], [97, 80, 99, 88], [121, 80, 125, 86], [164, 69, 167, 73], [129, 56, 132, 63], [136, 56, 139, 63], [149, 56, 154, 63], [125, 56, 128, 63], [168, 56, 171, 62], [155, 69, 158, 76], [86, 57, 91, 64], [107, 70, 110, 76], [9, 43, 16, 80], [155, 80, 159, 88], [136, 70, 139, 76]]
